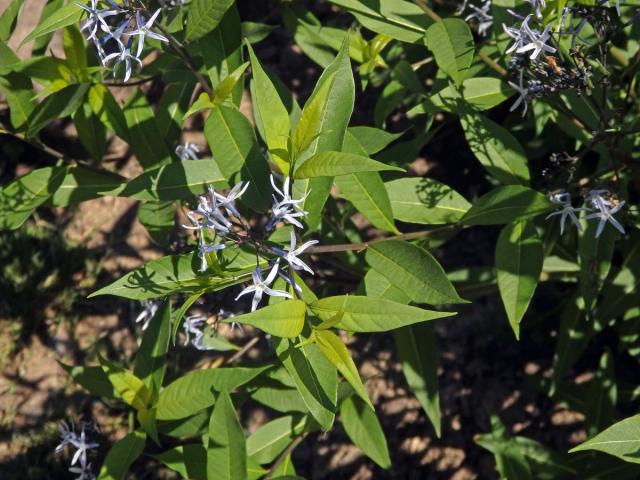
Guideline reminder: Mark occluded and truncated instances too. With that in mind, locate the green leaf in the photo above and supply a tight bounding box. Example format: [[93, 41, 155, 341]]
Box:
[[46, 164, 124, 207], [89, 249, 259, 300], [134, 299, 171, 394], [348, 126, 402, 155], [73, 103, 106, 161], [495, 221, 543, 339], [384, 177, 470, 224], [340, 394, 391, 469], [570, 414, 640, 463], [460, 186, 554, 225], [274, 338, 337, 431], [201, 6, 243, 106], [63, 25, 88, 71], [0, 166, 66, 230], [99, 356, 151, 411], [309, 295, 455, 332], [186, 0, 234, 40], [207, 390, 247, 480], [294, 151, 402, 178], [138, 201, 176, 245], [225, 300, 306, 338], [366, 240, 466, 305], [114, 159, 226, 201], [0, 0, 23, 42], [88, 84, 130, 141], [27, 82, 89, 136], [247, 415, 306, 465], [156, 366, 269, 420], [155, 444, 206, 480], [585, 352, 617, 437], [214, 62, 249, 106], [314, 329, 372, 409], [137, 407, 159, 445], [60, 363, 117, 398], [0, 65, 35, 129], [156, 81, 195, 145], [292, 38, 355, 229], [414, 77, 511, 113], [204, 105, 271, 212], [21, 1, 83, 45], [579, 213, 618, 314], [97, 431, 146, 480], [171, 290, 206, 344], [247, 42, 291, 173], [327, 0, 432, 43], [425, 19, 474, 85], [184, 91, 215, 119], [460, 113, 530, 185], [247, 368, 308, 414], [123, 90, 173, 170]]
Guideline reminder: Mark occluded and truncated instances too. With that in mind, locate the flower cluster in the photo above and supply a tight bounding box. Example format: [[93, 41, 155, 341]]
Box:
[[55, 421, 99, 480], [547, 189, 625, 238], [182, 175, 316, 313], [77, 0, 168, 81], [503, 7, 594, 116]]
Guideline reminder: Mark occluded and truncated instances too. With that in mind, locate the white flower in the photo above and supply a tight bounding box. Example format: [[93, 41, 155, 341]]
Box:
[[135, 300, 159, 330], [196, 235, 226, 273], [545, 191, 585, 235], [69, 463, 95, 480], [516, 23, 556, 60], [69, 428, 99, 468], [526, 0, 545, 19], [503, 15, 533, 54], [465, 0, 493, 36], [585, 196, 625, 238], [212, 182, 249, 219], [76, 0, 118, 41], [272, 230, 318, 275], [126, 9, 168, 58], [55, 421, 77, 454], [175, 143, 200, 160], [266, 175, 309, 230], [103, 38, 142, 82], [235, 262, 292, 311], [508, 69, 529, 117], [585, 189, 613, 209]]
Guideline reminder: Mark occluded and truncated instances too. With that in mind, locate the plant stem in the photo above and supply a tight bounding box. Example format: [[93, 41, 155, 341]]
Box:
[[264, 434, 307, 479]]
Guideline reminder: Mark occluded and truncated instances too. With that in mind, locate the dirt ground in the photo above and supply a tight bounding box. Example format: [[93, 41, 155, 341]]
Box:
[[0, 1, 604, 479]]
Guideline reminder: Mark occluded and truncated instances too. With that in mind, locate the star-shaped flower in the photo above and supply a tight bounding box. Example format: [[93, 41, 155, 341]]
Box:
[[272, 230, 318, 275], [126, 9, 168, 58], [103, 38, 142, 82], [516, 23, 556, 60], [235, 262, 292, 311], [76, 0, 118, 41], [135, 300, 159, 330], [585, 196, 625, 238], [508, 69, 529, 117], [211, 182, 249, 219], [503, 15, 533, 54], [545, 191, 586, 235], [69, 428, 99, 468]]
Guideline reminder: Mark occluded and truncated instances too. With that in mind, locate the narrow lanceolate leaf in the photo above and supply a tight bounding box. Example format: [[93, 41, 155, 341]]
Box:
[[21, 1, 83, 45], [385, 177, 470, 224], [88, 84, 129, 141], [585, 352, 617, 437], [460, 186, 554, 225], [99, 357, 151, 411], [314, 329, 372, 409], [60, 363, 117, 399], [113, 159, 226, 202], [293, 37, 355, 230], [309, 295, 455, 332], [27, 82, 89, 135], [579, 213, 618, 314], [424, 19, 474, 85], [123, 90, 173, 170], [416, 77, 511, 113], [207, 391, 247, 480], [0, 0, 23, 42], [495, 221, 543, 339], [366, 240, 466, 305], [461, 113, 530, 186], [336, 131, 398, 233], [97, 431, 146, 480], [155, 444, 207, 480], [347, 126, 402, 155], [204, 105, 271, 212], [247, 43, 291, 173], [156, 366, 269, 420], [186, 0, 234, 41], [134, 299, 171, 394], [274, 338, 338, 431], [46, 165, 125, 207], [340, 394, 391, 469], [247, 415, 306, 465], [570, 413, 640, 463], [0, 166, 67, 230], [225, 300, 307, 338], [294, 151, 402, 179]]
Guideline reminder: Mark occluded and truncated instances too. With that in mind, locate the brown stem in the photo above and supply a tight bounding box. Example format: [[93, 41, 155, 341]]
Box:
[[264, 434, 307, 479], [104, 75, 159, 87], [225, 336, 260, 364]]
